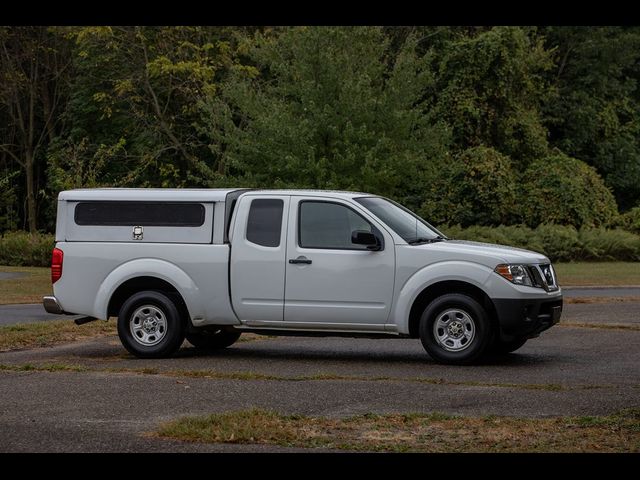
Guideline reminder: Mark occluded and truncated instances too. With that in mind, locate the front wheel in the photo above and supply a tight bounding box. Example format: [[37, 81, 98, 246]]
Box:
[[117, 290, 185, 359], [419, 293, 493, 365]]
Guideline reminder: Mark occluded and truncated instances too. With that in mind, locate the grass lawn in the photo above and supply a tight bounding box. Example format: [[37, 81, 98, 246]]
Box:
[[0, 266, 51, 305], [554, 262, 640, 286], [156, 408, 640, 453], [0, 319, 117, 351]]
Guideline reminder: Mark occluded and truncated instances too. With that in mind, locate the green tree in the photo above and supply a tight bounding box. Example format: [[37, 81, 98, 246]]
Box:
[[430, 27, 554, 167], [55, 26, 244, 190], [0, 26, 637, 235], [0, 170, 18, 231], [542, 26, 640, 211], [0, 27, 71, 232], [420, 146, 518, 226], [520, 152, 618, 228], [201, 26, 449, 211]]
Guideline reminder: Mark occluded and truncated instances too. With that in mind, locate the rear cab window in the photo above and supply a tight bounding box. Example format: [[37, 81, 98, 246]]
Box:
[[246, 199, 284, 247]]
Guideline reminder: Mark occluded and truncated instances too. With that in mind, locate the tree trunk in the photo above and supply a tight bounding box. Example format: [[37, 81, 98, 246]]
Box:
[[25, 148, 36, 233]]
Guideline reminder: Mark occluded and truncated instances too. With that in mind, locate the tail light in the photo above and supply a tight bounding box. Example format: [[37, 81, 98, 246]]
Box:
[[51, 247, 63, 284]]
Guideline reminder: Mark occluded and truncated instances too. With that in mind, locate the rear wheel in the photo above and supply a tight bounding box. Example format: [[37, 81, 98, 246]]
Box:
[[419, 293, 492, 365], [117, 290, 185, 358], [186, 328, 241, 350]]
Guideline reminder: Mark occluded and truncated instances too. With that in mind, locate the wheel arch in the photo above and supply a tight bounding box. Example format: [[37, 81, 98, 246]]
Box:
[[107, 277, 190, 322], [93, 258, 201, 323], [391, 261, 497, 336], [407, 280, 498, 338]]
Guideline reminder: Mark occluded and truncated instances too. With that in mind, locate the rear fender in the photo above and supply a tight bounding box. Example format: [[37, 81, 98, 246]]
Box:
[[94, 259, 202, 321]]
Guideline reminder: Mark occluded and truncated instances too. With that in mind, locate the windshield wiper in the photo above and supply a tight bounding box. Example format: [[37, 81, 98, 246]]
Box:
[[407, 236, 445, 245]]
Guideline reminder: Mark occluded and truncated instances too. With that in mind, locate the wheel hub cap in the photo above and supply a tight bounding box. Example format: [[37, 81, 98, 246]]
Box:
[[433, 308, 476, 352], [142, 317, 158, 333], [448, 321, 464, 337], [130, 305, 167, 346]]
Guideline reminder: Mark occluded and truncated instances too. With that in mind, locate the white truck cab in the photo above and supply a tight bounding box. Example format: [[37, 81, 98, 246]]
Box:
[[43, 188, 562, 365]]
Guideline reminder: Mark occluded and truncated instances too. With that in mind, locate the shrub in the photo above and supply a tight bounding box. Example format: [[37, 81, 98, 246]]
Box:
[[578, 228, 640, 261], [420, 146, 518, 227], [534, 224, 581, 262], [616, 207, 640, 234], [0, 231, 54, 267], [519, 153, 618, 228]]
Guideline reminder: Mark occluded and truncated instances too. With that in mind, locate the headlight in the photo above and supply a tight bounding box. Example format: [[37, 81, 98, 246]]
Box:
[[494, 264, 534, 286]]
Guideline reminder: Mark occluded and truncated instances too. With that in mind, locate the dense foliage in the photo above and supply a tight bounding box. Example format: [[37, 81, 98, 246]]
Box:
[[519, 152, 619, 228], [442, 224, 640, 262], [420, 146, 518, 227], [1, 26, 640, 235], [0, 231, 53, 266]]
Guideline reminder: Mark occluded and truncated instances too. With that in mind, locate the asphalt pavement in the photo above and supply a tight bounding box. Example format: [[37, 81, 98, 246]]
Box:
[[0, 298, 639, 452], [0, 304, 81, 326], [0, 272, 27, 281], [562, 286, 640, 297]]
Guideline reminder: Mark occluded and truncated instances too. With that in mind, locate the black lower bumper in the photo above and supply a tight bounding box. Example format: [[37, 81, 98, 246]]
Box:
[[493, 295, 563, 340]]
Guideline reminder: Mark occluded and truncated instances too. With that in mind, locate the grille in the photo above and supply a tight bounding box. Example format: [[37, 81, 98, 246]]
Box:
[[535, 264, 558, 291]]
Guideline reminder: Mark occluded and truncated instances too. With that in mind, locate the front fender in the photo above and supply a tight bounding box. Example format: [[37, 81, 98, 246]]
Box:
[[391, 261, 494, 334], [94, 258, 203, 321]]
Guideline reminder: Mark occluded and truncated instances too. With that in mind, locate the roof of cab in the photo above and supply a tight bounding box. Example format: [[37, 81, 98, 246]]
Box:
[[58, 188, 377, 202], [242, 189, 375, 200]]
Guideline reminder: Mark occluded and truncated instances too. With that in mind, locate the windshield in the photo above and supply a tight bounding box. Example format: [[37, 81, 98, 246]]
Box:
[[354, 197, 447, 244]]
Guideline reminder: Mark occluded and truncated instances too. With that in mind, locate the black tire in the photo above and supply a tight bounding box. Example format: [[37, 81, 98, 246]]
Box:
[[419, 293, 493, 365], [186, 328, 241, 350], [489, 337, 528, 355], [117, 290, 185, 358]]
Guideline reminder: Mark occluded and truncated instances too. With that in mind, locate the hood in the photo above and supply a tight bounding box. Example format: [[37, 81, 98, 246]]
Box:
[[408, 239, 550, 266]]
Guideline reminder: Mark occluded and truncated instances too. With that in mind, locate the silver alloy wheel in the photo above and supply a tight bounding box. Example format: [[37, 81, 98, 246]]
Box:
[[129, 304, 167, 346], [433, 308, 476, 352]]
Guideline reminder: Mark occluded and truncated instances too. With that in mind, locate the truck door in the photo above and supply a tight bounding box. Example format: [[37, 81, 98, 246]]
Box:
[[284, 196, 395, 327], [230, 194, 290, 322]]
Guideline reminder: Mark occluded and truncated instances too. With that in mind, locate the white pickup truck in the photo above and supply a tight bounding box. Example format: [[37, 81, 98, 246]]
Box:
[[43, 188, 562, 365]]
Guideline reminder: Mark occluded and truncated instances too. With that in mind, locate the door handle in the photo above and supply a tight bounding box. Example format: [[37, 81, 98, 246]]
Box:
[[289, 256, 312, 265]]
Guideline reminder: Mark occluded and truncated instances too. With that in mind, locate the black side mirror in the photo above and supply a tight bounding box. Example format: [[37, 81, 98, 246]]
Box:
[[351, 230, 381, 251]]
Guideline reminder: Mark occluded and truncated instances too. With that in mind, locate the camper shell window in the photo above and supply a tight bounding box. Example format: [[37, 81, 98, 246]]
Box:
[[74, 202, 206, 227]]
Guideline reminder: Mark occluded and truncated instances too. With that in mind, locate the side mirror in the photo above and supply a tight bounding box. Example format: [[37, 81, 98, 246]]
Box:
[[351, 230, 381, 251]]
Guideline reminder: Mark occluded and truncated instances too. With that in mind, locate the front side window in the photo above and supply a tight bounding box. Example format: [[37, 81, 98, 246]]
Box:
[[246, 198, 284, 247], [299, 201, 373, 250], [355, 197, 445, 244]]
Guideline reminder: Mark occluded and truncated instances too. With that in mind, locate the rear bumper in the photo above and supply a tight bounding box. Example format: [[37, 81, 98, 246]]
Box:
[[43, 296, 66, 315], [493, 295, 563, 340]]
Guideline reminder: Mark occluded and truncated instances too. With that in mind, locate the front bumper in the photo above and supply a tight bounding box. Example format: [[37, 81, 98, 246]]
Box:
[[493, 295, 563, 340]]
